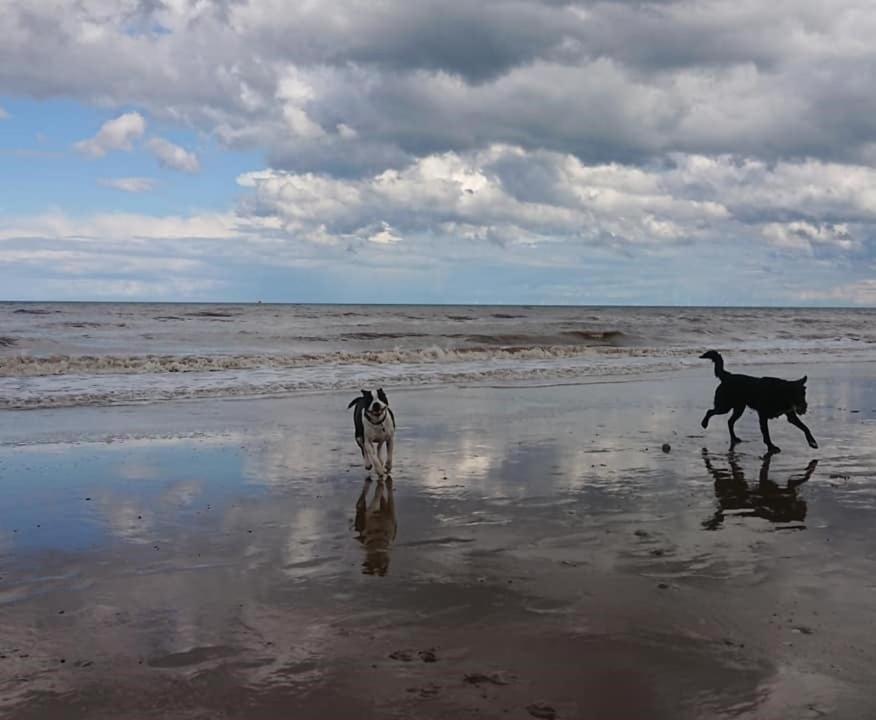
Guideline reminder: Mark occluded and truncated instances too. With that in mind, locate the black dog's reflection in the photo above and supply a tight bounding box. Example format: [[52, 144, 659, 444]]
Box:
[[354, 477, 397, 576], [702, 450, 817, 530]]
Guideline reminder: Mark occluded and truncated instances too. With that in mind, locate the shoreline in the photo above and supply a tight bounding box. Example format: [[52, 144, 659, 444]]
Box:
[[0, 356, 871, 421]]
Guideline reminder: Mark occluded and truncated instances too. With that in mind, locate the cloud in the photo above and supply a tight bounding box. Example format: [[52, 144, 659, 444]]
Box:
[[0, 211, 238, 243], [3, 1, 876, 174], [74, 112, 146, 157], [99, 177, 155, 193], [147, 137, 200, 173], [0, 105, 8, 119], [2, 1, 876, 303], [795, 280, 876, 305]]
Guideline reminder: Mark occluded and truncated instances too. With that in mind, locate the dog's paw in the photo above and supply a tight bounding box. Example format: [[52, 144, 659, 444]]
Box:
[[385, 462, 392, 472], [701, 419, 708, 429], [808, 438, 819, 449]]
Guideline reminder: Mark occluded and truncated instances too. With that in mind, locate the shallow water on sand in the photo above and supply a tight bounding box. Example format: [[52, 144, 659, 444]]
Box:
[[1, 364, 875, 718]]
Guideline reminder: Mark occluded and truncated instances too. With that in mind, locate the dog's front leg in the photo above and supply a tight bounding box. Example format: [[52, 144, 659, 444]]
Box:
[[758, 412, 780, 454], [364, 442, 384, 480], [385, 436, 394, 473], [786, 412, 818, 449]]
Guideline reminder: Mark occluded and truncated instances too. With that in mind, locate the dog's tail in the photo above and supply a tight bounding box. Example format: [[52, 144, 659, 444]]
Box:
[[699, 350, 729, 380]]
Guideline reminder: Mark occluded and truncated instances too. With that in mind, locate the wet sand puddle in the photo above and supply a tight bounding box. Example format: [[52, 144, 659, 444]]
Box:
[[1, 365, 875, 718]]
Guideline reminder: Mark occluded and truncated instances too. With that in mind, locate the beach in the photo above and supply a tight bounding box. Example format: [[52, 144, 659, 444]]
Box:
[[2, 361, 875, 719]]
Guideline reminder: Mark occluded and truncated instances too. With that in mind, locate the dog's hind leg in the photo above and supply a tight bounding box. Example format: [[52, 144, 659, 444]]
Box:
[[758, 411, 780, 454], [727, 406, 745, 446], [786, 412, 818, 449]]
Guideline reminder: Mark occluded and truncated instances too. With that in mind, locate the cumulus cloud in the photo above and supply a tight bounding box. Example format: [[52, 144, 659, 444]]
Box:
[[74, 112, 146, 157], [99, 177, 155, 193], [3, 0, 876, 172], [234, 146, 876, 258], [147, 137, 200, 173]]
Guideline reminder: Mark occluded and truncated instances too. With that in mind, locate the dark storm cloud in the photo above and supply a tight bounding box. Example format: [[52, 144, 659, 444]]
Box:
[[4, 0, 876, 172]]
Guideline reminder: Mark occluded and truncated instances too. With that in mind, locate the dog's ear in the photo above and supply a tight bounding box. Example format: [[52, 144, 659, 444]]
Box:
[[377, 388, 388, 404], [797, 376, 807, 385], [361, 389, 369, 397]]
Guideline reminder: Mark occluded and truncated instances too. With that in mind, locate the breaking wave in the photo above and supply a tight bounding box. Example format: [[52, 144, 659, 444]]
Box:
[[0, 343, 622, 378]]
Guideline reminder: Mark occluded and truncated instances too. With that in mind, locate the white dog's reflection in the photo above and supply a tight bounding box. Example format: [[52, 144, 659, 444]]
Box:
[[354, 477, 397, 576]]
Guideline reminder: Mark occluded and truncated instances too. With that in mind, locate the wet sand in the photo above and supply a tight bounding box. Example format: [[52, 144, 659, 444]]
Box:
[[1, 363, 876, 719]]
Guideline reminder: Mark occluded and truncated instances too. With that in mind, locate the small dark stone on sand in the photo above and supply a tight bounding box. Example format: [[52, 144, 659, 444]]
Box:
[[661, 443, 671, 453], [526, 703, 557, 719], [419, 649, 437, 662], [85, 497, 91, 501], [58, 610, 65, 615], [658, 583, 670, 589], [389, 650, 413, 661], [464, 672, 511, 686]]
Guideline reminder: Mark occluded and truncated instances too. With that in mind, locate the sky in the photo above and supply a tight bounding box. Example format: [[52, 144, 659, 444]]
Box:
[[1, 1, 876, 305]]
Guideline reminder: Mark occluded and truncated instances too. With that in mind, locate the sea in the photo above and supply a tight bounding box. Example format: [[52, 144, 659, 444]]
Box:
[[0, 303, 874, 410]]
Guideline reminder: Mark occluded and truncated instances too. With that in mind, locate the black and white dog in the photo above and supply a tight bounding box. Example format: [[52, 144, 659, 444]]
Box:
[[348, 388, 396, 481]]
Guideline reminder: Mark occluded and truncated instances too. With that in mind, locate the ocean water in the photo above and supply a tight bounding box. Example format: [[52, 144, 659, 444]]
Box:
[[0, 302, 874, 409]]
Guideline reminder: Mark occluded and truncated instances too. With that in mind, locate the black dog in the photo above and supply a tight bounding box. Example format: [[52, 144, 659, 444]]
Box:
[[700, 350, 817, 454]]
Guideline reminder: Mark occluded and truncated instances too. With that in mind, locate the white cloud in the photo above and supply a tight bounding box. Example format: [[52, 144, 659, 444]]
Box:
[[368, 223, 402, 245], [147, 137, 200, 173], [0, 211, 237, 242], [99, 177, 156, 193], [761, 222, 859, 254], [236, 145, 729, 251], [74, 112, 146, 157], [796, 280, 876, 305]]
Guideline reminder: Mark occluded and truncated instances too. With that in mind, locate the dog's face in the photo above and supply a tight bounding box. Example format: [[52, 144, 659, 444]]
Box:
[[361, 387, 389, 416], [791, 376, 808, 414]]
